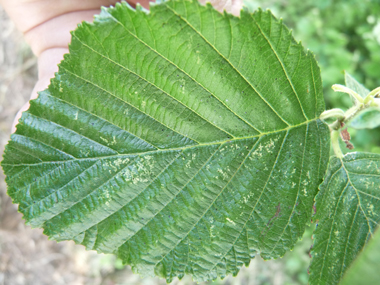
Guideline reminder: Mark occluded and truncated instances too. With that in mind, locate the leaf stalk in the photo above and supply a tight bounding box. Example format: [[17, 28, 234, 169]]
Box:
[[332, 84, 364, 104], [323, 84, 380, 156], [320, 109, 345, 120], [331, 130, 343, 158]]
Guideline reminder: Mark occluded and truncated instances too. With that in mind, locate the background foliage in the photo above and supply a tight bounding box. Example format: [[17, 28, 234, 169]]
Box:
[[0, 0, 379, 284]]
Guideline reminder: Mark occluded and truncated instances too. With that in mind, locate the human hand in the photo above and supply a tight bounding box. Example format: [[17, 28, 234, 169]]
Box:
[[1, 0, 242, 132], [0, 0, 146, 131]]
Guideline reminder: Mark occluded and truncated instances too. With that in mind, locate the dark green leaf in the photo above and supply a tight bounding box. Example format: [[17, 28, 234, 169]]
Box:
[[310, 153, 380, 285], [1, 0, 329, 282]]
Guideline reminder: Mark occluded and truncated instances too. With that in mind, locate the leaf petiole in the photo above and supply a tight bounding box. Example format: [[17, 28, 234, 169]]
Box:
[[331, 130, 343, 158], [320, 108, 345, 120], [367, 86, 380, 98], [332, 84, 364, 104]]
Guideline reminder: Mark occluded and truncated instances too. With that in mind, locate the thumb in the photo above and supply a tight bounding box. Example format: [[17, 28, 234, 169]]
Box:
[[12, 48, 67, 132], [198, 0, 243, 16]]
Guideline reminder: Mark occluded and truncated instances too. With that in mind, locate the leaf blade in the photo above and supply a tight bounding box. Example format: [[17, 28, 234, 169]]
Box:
[[2, 0, 329, 282], [341, 225, 380, 285], [348, 107, 380, 129], [310, 153, 380, 285], [344, 71, 370, 99]]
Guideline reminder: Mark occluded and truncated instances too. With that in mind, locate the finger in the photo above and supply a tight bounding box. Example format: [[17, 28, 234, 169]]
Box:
[[0, 0, 121, 33], [24, 10, 102, 57], [1, 0, 151, 34], [11, 48, 68, 132], [198, 0, 243, 16]]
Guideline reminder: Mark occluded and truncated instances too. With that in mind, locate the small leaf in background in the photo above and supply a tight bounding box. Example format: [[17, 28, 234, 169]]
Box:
[[309, 153, 380, 285], [341, 225, 380, 285], [344, 71, 370, 99], [349, 107, 380, 129], [1, 0, 330, 282]]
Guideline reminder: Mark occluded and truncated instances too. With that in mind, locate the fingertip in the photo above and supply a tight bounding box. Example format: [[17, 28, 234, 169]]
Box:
[[11, 77, 51, 133], [12, 101, 29, 133], [38, 48, 68, 79]]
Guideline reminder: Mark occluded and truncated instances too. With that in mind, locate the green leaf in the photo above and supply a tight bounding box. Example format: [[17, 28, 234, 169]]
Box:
[[1, 0, 329, 282], [344, 71, 370, 99], [309, 153, 380, 285], [340, 225, 380, 285], [348, 107, 380, 129]]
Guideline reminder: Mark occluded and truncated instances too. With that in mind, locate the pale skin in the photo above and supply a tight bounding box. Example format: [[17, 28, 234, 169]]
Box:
[[0, 0, 242, 131]]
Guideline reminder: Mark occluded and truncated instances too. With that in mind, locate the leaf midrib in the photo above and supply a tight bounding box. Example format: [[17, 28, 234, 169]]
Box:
[[2, 118, 319, 168], [342, 161, 377, 234]]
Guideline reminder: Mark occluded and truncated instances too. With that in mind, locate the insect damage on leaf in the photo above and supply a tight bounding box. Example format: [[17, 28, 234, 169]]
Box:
[[310, 153, 380, 285]]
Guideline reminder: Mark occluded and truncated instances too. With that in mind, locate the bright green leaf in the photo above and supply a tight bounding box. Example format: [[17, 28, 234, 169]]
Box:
[[310, 153, 380, 285], [349, 107, 380, 129], [341, 225, 380, 285], [1, 0, 329, 282], [344, 71, 369, 99]]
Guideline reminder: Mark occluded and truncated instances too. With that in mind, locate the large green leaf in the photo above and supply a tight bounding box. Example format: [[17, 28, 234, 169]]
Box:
[[1, 0, 329, 282], [309, 153, 380, 285], [341, 225, 380, 285]]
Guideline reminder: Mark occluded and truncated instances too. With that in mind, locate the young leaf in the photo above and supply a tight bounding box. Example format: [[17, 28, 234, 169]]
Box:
[[340, 225, 380, 285], [1, 0, 329, 282], [310, 153, 380, 285], [344, 71, 369, 100], [348, 107, 380, 129]]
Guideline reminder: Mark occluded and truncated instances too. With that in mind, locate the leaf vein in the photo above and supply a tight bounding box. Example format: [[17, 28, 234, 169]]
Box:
[[318, 180, 350, 282], [91, 149, 184, 249], [249, 13, 309, 121], [119, 144, 223, 250], [153, 136, 262, 268], [268, 124, 308, 254], [207, 129, 289, 271], [164, 4, 289, 128], [105, 8, 262, 134], [61, 53, 201, 144], [27, 112, 120, 155], [44, 92, 159, 151]]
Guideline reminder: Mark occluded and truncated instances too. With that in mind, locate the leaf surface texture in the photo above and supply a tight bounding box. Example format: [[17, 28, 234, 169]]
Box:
[[341, 225, 380, 285], [310, 153, 380, 285]]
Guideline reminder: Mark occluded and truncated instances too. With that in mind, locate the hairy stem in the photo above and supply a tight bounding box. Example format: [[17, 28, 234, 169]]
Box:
[[331, 130, 343, 158], [322, 84, 380, 157]]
